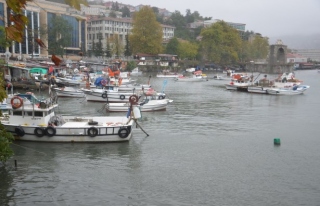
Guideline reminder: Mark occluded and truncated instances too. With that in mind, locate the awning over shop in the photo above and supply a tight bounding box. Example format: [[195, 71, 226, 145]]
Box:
[[29, 68, 48, 74]]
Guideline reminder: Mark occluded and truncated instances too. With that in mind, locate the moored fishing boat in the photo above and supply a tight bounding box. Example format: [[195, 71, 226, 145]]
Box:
[[266, 85, 310, 95], [106, 93, 173, 112], [1, 93, 136, 142], [53, 86, 86, 98], [174, 70, 208, 82], [157, 70, 182, 78]]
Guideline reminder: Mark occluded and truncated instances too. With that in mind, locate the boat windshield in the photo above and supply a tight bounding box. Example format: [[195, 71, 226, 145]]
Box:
[[17, 94, 41, 104]]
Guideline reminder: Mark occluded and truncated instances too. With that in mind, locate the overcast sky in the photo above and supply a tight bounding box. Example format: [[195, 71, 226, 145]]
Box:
[[117, 0, 320, 39]]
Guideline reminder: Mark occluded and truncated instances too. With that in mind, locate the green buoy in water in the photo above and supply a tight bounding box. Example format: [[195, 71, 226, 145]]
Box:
[[274, 138, 281, 145]]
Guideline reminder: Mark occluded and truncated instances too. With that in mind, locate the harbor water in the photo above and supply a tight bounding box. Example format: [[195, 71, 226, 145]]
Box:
[[1, 70, 320, 206]]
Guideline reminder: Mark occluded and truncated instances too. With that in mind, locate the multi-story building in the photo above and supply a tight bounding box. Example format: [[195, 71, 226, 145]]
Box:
[[81, 4, 122, 18], [292, 49, 320, 62], [87, 16, 175, 51], [1, 0, 87, 59]]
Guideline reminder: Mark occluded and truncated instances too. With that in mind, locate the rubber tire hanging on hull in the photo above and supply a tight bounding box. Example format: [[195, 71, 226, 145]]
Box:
[[102, 93, 107, 99], [88, 127, 98, 137], [120, 95, 125, 100], [34, 127, 45, 137], [15, 126, 25, 137], [45, 126, 56, 137], [118, 128, 129, 138]]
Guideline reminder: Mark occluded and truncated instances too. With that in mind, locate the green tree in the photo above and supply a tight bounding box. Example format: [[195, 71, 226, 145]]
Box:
[[0, 122, 14, 163], [0, 27, 10, 49], [91, 37, 96, 57], [200, 21, 242, 65], [48, 15, 72, 57], [0, 62, 14, 164], [95, 32, 104, 57], [105, 38, 112, 58], [250, 35, 269, 60], [121, 6, 131, 18], [126, 61, 136, 71], [109, 33, 123, 58], [177, 40, 199, 60], [124, 34, 132, 58], [109, 10, 117, 18], [111, 2, 119, 11], [185, 9, 194, 23], [165, 37, 179, 55], [129, 6, 163, 55]]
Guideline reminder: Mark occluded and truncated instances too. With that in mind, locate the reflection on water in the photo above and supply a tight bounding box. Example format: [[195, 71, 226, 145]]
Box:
[[2, 70, 320, 205], [0, 166, 15, 206]]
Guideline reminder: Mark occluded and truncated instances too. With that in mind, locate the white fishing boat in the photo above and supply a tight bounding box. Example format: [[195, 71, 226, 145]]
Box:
[[266, 85, 310, 95], [129, 67, 143, 76], [53, 86, 86, 98], [117, 83, 151, 92], [82, 86, 136, 102], [82, 86, 165, 103], [174, 70, 208, 82], [212, 75, 224, 80], [2, 93, 137, 142], [225, 79, 252, 91], [106, 94, 173, 112], [157, 70, 182, 78], [247, 75, 273, 94]]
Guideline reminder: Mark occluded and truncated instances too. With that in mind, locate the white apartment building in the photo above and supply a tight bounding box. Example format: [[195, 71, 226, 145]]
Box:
[[87, 16, 175, 50], [292, 49, 320, 62], [80, 4, 122, 18]]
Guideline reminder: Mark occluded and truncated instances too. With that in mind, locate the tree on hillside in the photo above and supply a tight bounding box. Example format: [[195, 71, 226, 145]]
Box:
[[250, 36, 269, 60], [185, 9, 194, 23], [166, 10, 191, 40], [124, 34, 132, 58], [165, 37, 180, 55], [48, 15, 72, 57], [129, 6, 163, 55], [109, 33, 123, 58], [95, 32, 104, 57], [0, 27, 10, 50], [200, 21, 242, 65], [121, 6, 131, 18], [109, 11, 117, 18], [177, 40, 199, 60], [105, 38, 112, 58], [111, 2, 119, 11]]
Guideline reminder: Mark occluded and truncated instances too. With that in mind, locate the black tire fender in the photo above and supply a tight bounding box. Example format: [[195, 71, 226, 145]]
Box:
[[120, 95, 125, 100], [88, 127, 98, 137], [118, 128, 129, 138], [15, 126, 25, 137], [45, 126, 56, 137], [34, 127, 45, 137], [102, 93, 107, 99], [158, 95, 165, 100]]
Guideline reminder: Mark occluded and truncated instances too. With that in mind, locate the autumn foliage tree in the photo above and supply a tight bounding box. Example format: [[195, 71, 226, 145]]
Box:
[[200, 21, 242, 65], [177, 40, 199, 60], [129, 6, 163, 55]]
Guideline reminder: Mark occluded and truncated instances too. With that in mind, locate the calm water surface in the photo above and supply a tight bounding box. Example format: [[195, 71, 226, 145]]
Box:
[[1, 70, 320, 206]]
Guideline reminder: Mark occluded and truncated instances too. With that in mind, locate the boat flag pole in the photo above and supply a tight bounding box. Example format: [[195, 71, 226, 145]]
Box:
[[162, 79, 168, 93]]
